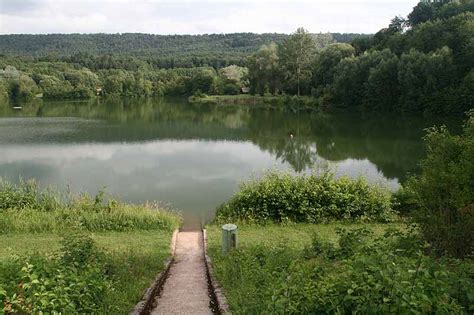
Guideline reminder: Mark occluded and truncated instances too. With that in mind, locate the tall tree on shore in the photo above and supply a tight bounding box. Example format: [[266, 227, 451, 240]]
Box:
[[247, 43, 281, 95], [279, 27, 316, 96]]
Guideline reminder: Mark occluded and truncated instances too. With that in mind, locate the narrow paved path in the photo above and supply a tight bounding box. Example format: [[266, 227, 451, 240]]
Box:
[[151, 230, 212, 315]]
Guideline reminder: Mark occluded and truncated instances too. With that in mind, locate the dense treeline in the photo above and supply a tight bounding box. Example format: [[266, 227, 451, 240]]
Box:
[[1, 1, 472, 114], [0, 33, 364, 101], [248, 0, 474, 114], [0, 32, 364, 68], [0, 57, 245, 100]]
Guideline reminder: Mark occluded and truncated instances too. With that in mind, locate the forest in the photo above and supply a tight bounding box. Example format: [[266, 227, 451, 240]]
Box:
[[0, 0, 472, 115], [247, 0, 474, 114], [0, 32, 363, 101]]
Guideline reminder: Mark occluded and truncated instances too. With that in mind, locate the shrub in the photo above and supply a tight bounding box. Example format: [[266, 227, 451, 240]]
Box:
[[271, 249, 472, 314], [0, 234, 110, 313], [211, 227, 474, 314], [0, 179, 40, 211], [215, 171, 394, 223], [403, 112, 474, 258], [303, 234, 337, 259], [0, 179, 61, 212]]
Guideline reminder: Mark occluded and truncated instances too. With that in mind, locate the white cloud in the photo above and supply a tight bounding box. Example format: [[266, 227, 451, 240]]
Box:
[[0, 0, 419, 34]]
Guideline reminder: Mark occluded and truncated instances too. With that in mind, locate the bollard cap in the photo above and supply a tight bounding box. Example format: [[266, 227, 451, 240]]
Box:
[[222, 223, 237, 231]]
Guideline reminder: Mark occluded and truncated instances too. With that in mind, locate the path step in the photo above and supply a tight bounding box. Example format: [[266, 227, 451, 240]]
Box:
[[151, 230, 212, 315]]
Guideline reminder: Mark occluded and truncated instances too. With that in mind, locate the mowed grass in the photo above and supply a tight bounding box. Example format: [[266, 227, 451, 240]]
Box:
[[206, 222, 401, 251], [0, 230, 174, 313], [0, 231, 171, 260]]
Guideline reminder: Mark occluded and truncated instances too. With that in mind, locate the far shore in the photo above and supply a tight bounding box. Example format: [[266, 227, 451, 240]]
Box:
[[188, 94, 321, 109]]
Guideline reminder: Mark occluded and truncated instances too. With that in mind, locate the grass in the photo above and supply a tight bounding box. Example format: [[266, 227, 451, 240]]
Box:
[[206, 222, 399, 313], [206, 222, 399, 251], [188, 94, 319, 108], [0, 231, 172, 262], [0, 179, 182, 234], [206, 223, 473, 314], [0, 180, 181, 313], [0, 200, 181, 234], [0, 231, 176, 313]]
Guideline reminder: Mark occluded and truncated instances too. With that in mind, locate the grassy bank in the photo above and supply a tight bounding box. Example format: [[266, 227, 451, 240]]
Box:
[[207, 223, 474, 314], [188, 94, 320, 109], [0, 180, 181, 313]]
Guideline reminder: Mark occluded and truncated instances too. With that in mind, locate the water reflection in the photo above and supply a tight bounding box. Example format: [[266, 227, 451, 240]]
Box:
[[0, 98, 461, 223]]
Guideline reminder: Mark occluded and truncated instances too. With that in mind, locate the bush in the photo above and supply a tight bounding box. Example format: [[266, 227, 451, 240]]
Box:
[[222, 83, 240, 95], [0, 179, 39, 210], [270, 229, 474, 314], [211, 227, 474, 314], [272, 247, 472, 314], [215, 171, 394, 223], [0, 179, 63, 212], [0, 234, 110, 313], [403, 112, 474, 258]]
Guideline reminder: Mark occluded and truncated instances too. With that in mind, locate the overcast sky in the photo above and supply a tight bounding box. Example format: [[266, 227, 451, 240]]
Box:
[[0, 0, 419, 35]]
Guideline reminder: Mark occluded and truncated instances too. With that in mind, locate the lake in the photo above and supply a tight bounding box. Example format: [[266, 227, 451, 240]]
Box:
[[0, 97, 461, 226]]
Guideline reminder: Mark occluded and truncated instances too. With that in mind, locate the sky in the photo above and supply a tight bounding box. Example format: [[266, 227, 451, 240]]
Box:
[[0, 0, 419, 35]]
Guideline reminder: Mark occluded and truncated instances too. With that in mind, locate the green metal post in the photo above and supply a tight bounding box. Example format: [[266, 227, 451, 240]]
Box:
[[222, 224, 238, 254]]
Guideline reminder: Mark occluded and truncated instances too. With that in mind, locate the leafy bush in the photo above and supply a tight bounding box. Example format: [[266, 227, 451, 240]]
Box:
[[270, 229, 474, 314], [210, 227, 474, 314], [215, 171, 394, 223], [0, 179, 44, 211], [403, 113, 474, 258], [0, 234, 110, 313]]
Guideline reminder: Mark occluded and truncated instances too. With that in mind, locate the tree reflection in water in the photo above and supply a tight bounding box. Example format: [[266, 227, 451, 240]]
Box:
[[0, 97, 462, 182]]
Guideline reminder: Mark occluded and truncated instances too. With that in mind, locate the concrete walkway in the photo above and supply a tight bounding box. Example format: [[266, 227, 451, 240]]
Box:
[[151, 230, 212, 315]]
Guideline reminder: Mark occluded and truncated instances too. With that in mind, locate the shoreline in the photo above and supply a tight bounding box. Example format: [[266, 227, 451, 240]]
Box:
[[188, 94, 321, 109]]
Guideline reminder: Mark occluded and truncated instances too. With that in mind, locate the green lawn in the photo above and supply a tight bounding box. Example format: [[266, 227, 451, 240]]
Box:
[[206, 222, 398, 251], [0, 231, 171, 260]]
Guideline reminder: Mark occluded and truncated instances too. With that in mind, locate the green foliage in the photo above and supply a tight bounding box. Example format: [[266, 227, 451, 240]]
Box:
[[244, 2, 473, 114], [215, 171, 394, 224], [209, 225, 474, 314], [0, 179, 181, 233], [403, 113, 474, 258], [0, 234, 110, 313], [0, 179, 60, 212], [247, 43, 281, 96], [0, 230, 175, 314], [278, 28, 316, 96], [0, 1, 470, 114], [311, 43, 355, 95], [219, 65, 248, 85]]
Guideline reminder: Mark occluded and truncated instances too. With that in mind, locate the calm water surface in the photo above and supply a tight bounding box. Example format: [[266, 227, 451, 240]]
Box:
[[0, 98, 461, 225]]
